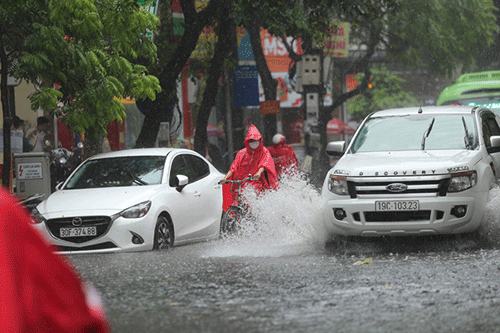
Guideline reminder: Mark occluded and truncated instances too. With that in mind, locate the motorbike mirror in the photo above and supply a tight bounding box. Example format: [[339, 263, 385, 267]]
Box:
[[44, 139, 52, 148], [76, 142, 84, 149]]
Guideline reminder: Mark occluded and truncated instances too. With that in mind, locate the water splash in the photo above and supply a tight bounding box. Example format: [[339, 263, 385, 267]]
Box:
[[206, 172, 328, 258], [206, 175, 500, 258], [478, 185, 500, 246]]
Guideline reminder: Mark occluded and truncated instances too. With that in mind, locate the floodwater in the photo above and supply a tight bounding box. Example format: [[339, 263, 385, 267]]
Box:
[[70, 174, 500, 333]]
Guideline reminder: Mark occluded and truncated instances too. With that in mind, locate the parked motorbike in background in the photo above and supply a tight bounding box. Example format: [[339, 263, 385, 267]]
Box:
[[50, 147, 81, 191]]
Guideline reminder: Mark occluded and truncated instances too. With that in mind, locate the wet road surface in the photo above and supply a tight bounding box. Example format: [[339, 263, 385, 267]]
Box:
[[69, 179, 500, 332], [70, 233, 500, 333]]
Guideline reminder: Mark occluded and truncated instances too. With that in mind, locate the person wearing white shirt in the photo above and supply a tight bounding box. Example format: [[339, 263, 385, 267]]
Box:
[[25, 116, 51, 152]]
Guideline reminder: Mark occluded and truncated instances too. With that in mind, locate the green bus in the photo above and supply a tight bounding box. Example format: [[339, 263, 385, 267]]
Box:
[[436, 70, 500, 111]]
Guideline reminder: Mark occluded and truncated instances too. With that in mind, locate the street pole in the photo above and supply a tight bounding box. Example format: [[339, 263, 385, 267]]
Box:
[[224, 68, 234, 165]]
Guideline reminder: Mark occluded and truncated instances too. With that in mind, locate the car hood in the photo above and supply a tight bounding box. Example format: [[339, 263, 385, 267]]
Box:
[[330, 150, 482, 177], [37, 186, 159, 219]]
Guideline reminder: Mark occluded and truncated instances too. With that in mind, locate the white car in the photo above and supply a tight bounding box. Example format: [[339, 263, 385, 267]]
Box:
[[321, 106, 500, 237], [32, 148, 224, 253]]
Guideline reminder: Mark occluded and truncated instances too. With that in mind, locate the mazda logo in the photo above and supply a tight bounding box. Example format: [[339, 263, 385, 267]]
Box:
[[386, 183, 408, 192], [71, 217, 83, 227]]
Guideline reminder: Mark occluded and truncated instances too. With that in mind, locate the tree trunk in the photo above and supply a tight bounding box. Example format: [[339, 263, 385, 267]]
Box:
[[193, 0, 233, 155], [134, 0, 222, 148], [0, 38, 12, 190], [247, 14, 277, 145]]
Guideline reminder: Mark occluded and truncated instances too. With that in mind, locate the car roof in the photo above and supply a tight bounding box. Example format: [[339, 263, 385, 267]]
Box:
[[369, 105, 481, 118], [87, 147, 194, 160]]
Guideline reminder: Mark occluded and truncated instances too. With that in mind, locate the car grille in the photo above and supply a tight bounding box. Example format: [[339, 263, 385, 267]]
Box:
[[54, 242, 118, 252], [347, 175, 450, 199], [364, 211, 432, 222], [46, 216, 112, 243]]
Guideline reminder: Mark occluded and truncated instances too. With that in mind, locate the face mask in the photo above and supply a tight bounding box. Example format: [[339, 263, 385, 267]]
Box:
[[249, 141, 259, 149]]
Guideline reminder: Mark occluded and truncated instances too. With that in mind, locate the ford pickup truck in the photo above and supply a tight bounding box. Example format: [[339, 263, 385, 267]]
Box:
[[321, 106, 500, 237]]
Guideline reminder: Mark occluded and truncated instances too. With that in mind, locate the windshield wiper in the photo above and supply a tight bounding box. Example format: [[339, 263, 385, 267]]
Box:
[[421, 117, 435, 150], [118, 167, 149, 186], [462, 116, 473, 150]]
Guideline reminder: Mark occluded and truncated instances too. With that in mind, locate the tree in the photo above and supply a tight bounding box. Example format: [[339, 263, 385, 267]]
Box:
[[319, 0, 497, 183], [346, 66, 420, 122], [134, 0, 222, 148], [0, 0, 161, 188], [192, 0, 236, 155]]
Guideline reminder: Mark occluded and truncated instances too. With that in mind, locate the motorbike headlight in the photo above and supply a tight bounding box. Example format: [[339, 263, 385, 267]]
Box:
[[119, 201, 152, 219], [448, 171, 477, 192], [31, 207, 46, 224], [328, 175, 349, 196]]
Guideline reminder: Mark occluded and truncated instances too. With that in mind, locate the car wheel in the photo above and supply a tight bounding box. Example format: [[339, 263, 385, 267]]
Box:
[[221, 206, 243, 236], [153, 215, 174, 250]]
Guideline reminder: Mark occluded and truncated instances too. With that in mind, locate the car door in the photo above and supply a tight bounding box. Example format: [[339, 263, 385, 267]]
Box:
[[167, 153, 201, 241], [480, 110, 500, 180], [183, 153, 222, 239]]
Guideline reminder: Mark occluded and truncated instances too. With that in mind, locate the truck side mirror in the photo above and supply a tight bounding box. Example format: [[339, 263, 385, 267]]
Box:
[[326, 141, 346, 157], [490, 136, 500, 148]]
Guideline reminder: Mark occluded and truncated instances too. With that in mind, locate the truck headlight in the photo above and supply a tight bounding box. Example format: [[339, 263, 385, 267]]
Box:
[[448, 171, 477, 192], [328, 175, 349, 195]]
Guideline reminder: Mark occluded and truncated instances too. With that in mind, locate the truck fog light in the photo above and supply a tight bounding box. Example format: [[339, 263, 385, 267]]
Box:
[[334, 208, 347, 220], [451, 205, 467, 218]]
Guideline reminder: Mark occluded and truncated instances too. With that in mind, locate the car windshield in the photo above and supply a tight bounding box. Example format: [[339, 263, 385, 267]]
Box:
[[65, 156, 166, 189], [351, 114, 478, 153]]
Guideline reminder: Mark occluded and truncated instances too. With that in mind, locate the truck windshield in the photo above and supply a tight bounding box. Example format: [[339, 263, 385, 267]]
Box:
[[351, 114, 478, 153]]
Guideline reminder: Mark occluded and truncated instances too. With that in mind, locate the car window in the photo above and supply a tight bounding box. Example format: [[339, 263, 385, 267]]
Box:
[[185, 154, 210, 182], [169, 155, 191, 187], [65, 156, 165, 189], [481, 112, 500, 149], [352, 114, 478, 153]]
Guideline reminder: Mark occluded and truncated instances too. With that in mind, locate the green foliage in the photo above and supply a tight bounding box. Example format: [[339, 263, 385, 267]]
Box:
[[387, 0, 498, 75], [1, 0, 161, 147], [346, 66, 420, 122]]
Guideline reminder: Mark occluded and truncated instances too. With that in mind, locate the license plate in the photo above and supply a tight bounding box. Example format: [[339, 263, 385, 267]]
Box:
[[60, 226, 97, 238], [375, 200, 419, 211]]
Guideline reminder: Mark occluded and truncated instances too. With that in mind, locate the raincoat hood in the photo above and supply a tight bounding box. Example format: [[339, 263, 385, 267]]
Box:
[[244, 124, 264, 151], [229, 125, 278, 191]]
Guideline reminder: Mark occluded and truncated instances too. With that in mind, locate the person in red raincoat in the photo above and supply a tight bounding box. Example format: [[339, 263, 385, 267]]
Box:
[[0, 188, 110, 333], [267, 133, 299, 178], [220, 125, 278, 201]]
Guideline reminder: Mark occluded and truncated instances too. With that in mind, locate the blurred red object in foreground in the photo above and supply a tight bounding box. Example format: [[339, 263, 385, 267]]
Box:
[[0, 189, 110, 333]]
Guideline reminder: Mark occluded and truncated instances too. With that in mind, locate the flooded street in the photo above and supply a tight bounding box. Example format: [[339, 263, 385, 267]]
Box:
[[69, 177, 500, 333]]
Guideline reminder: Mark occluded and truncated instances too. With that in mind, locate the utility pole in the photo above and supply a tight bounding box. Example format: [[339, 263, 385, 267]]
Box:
[[297, 50, 323, 176]]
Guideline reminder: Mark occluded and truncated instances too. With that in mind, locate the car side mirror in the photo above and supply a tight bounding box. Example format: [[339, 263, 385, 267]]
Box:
[[490, 136, 500, 148], [326, 141, 346, 157], [176, 174, 189, 192]]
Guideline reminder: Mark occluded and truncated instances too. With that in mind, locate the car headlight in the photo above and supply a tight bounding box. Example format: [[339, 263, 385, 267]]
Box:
[[30, 207, 46, 224], [328, 175, 349, 195], [448, 171, 477, 192], [119, 201, 152, 219]]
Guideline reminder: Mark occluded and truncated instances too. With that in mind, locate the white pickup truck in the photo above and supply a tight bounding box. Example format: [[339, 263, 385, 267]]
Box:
[[321, 106, 500, 237]]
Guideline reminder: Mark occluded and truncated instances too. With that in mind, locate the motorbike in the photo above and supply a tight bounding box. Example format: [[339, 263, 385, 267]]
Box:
[[50, 147, 81, 191]]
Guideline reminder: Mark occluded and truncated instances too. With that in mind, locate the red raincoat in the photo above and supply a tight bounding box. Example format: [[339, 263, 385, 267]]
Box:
[[267, 138, 299, 177], [228, 125, 278, 198], [0, 189, 110, 333]]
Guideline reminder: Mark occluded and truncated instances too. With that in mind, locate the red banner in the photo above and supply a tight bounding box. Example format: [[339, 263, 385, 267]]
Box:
[[260, 100, 281, 115]]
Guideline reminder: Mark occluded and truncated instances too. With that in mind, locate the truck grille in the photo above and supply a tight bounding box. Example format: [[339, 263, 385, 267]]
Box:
[[347, 175, 450, 199], [46, 216, 112, 243]]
